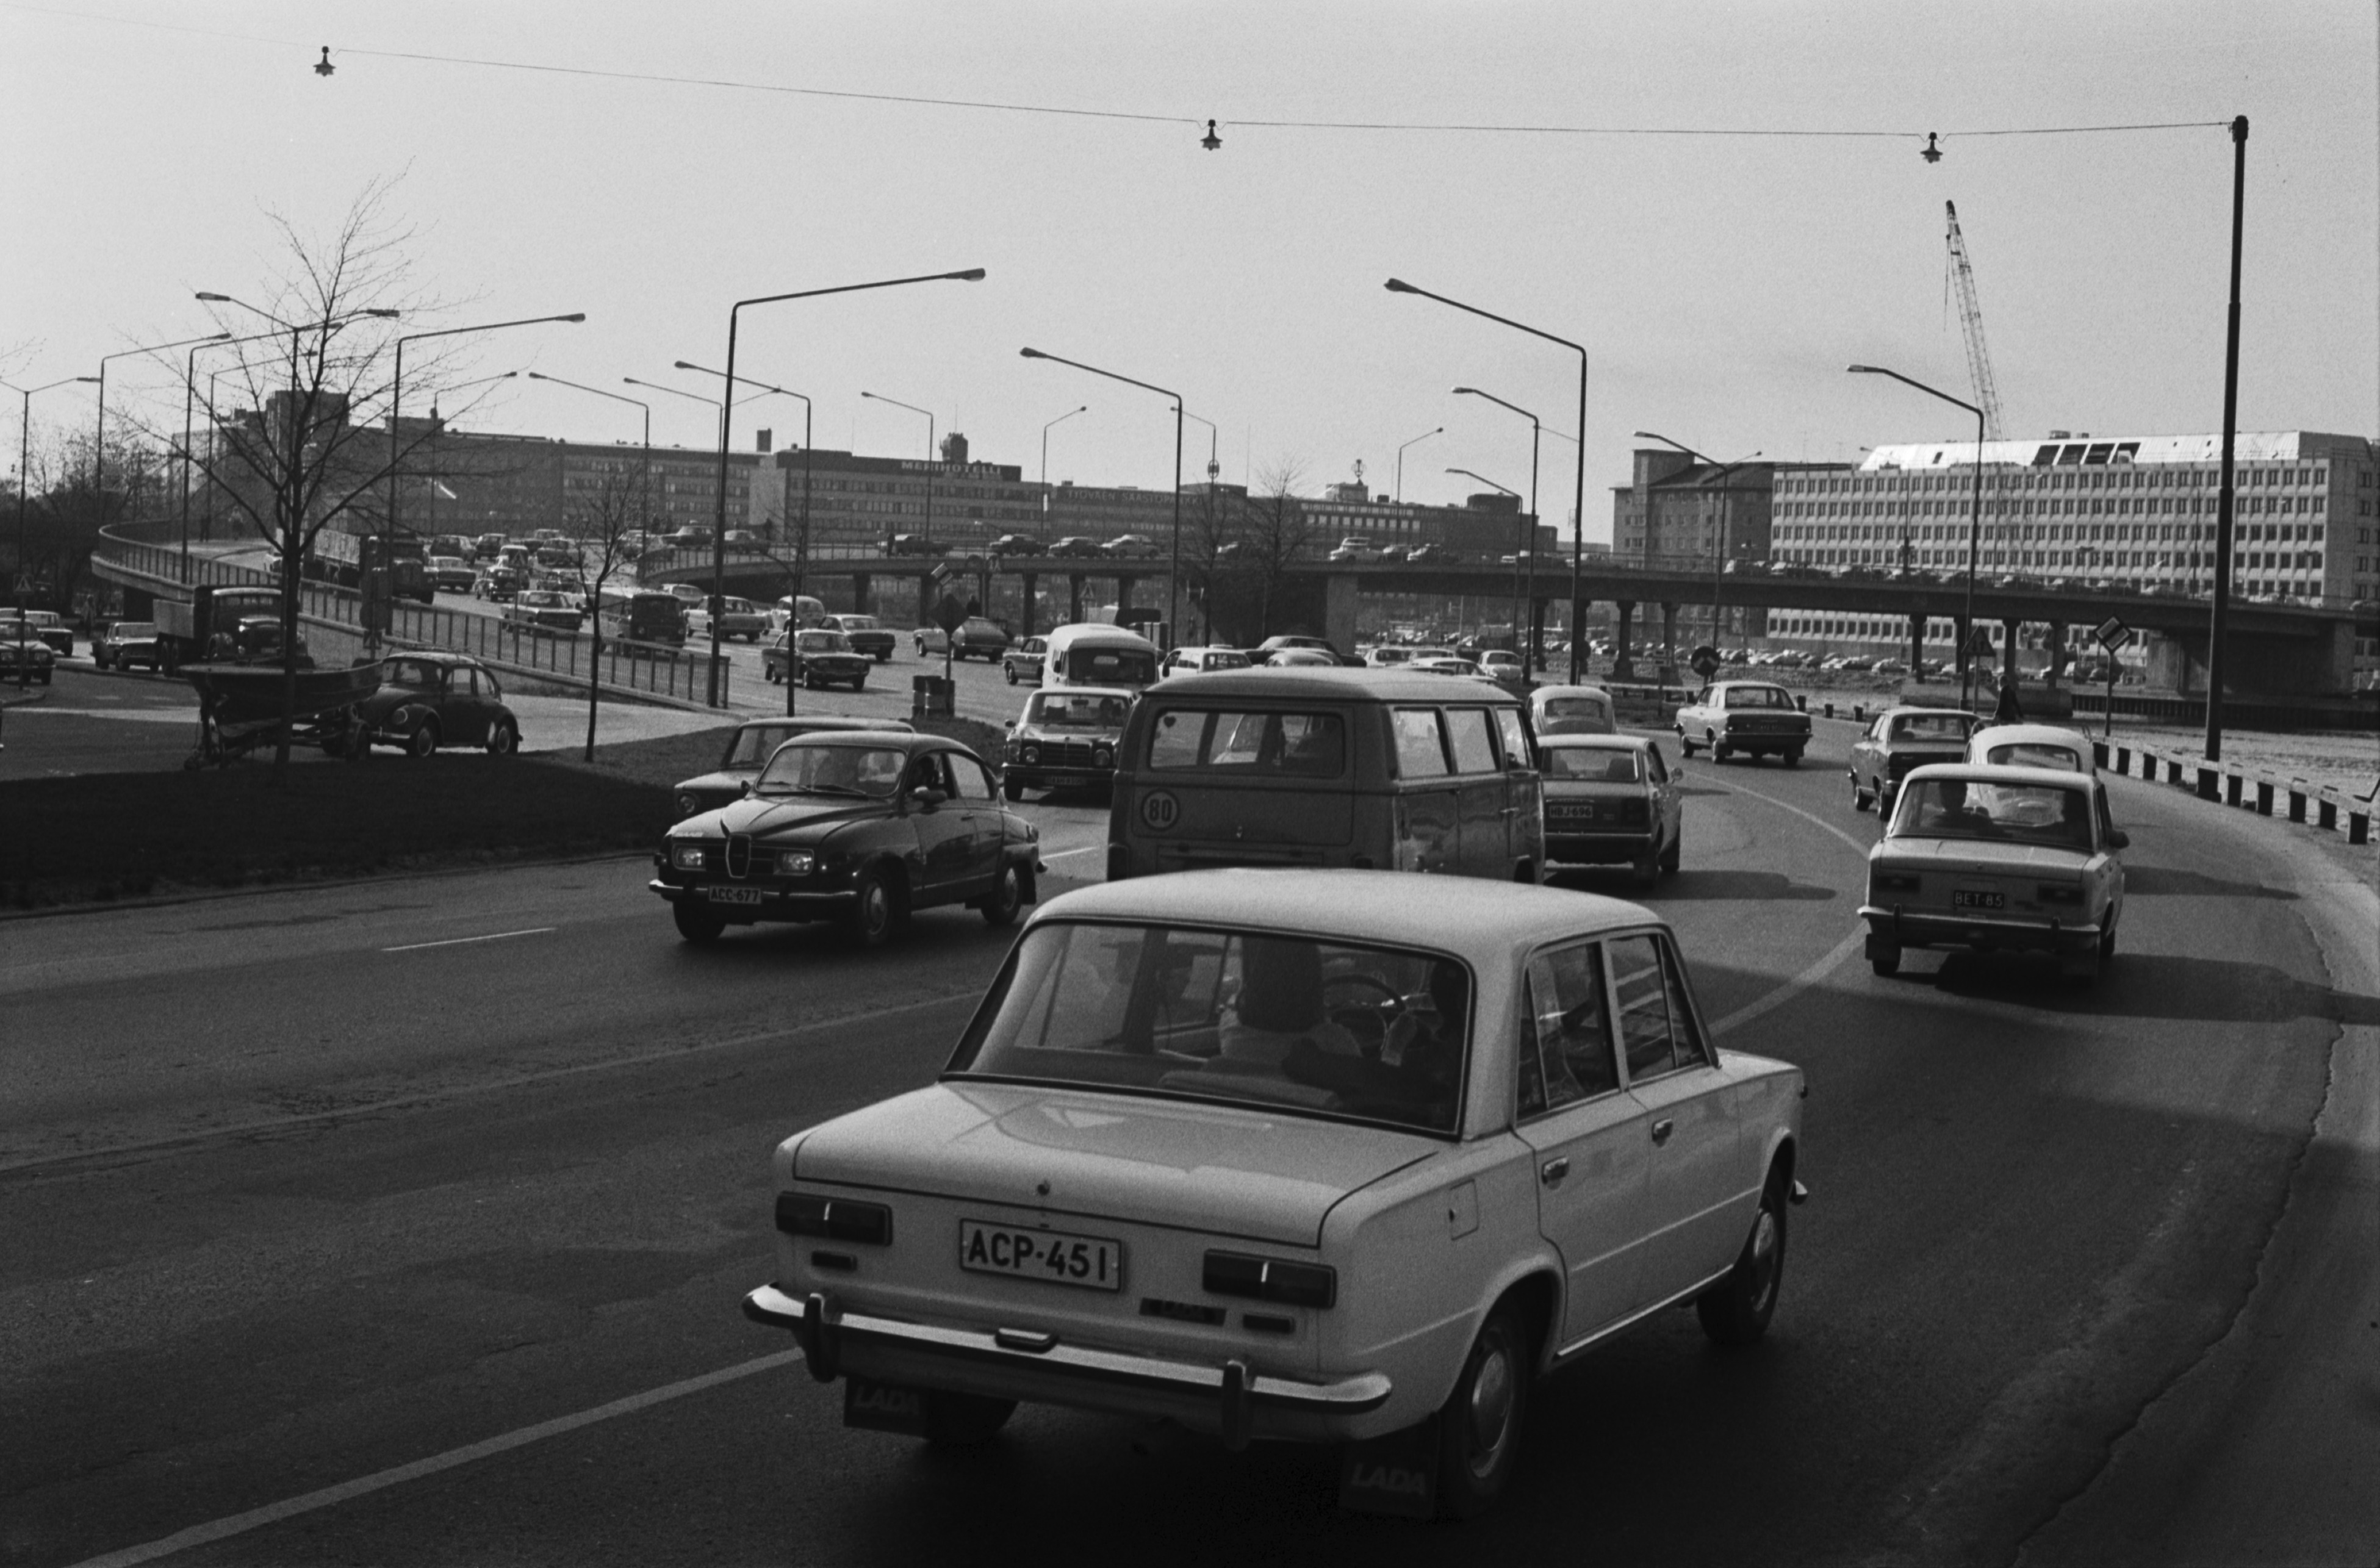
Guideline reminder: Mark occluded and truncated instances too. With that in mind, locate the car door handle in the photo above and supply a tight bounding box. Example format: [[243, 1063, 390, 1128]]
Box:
[[1539, 1157, 1570, 1185], [1650, 1118, 1674, 1145]]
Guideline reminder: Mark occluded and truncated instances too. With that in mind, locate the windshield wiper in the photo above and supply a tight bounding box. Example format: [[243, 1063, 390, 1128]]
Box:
[[794, 783, 873, 797]]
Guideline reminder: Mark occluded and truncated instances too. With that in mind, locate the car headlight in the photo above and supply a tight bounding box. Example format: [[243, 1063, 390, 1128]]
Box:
[[675, 791, 701, 816], [1092, 744, 1115, 767], [777, 849, 815, 876], [1021, 743, 1040, 764], [670, 843, 708, 871]]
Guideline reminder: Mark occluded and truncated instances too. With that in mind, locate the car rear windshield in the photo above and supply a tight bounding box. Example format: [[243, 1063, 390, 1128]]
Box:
[[1985, 743, 2082, 772], [1891, 714, 1974, 742], [1028, 691, 1130, 729], [1889, 779, 2096, 849], [796, 631, 850, 652], [1146, 709, 1347, 777], [838, 616, 880, 630], [1060, 647, 1157, 685], [726, 725, 800, 766], [1725, 686, 1796, 710], [755, 743, 906, 798], [113, 622, 156, 636], [947, 921, 1469, 1135], [1545, 746, 1641, 782]]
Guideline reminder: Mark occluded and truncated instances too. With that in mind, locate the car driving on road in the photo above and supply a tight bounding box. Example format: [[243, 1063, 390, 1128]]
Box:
[[1002, 684, 1134, 799], [764, 627, 872, 691], [1541, 734, 1682, 886], [1848, 707, 1979, 814], [821, 613, 894, 663], [915, 617, 1011, 661], [93, 620, 162, 672], [671, 715, 915, 818], [739, 869, 1806, 1517], [1861, 763, 2128, 983], [1966, 722, 2098, 775], [1, 625, 57, 684], [1002, 636, 1049, 685], [652, 732, 1040, 946], [1674, 681, 1810, 766], [503, 589, 584, 633]]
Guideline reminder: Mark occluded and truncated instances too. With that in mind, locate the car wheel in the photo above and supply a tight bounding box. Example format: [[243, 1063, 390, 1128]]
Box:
[[1433, 1303, 1529, 1519], [407, 722, 439, 760], [1676, 727, 1695, 757], [1632, 849, 1660, 888], [1002, 778, 1023, 802], [849, 676, 866, 692], [672, 899, 727, 944], [921, 1390, 1016, 1447], [981, 861, 1023, 926], [486, 721, 519, 757], [1698, 1170, 1789, 1347], [2099, 919, 2117, 962], [1873, 779, 1892, 814], [1659, 827, 1681, 876], [1005, 665, 1018, 685], [847, 868, 897, 948], [1713, 744, 1732, 764], [1850, 774, 1871, 811], [1869, 944, 1902, 976], [1783, 748, 1804, 768]]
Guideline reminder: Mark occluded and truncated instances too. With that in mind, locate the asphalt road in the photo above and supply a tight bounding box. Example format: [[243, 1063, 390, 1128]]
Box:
[[2, 722, 2372, 1567]]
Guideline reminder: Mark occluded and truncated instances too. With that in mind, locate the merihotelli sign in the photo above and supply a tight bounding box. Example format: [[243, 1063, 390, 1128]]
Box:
[[894, 459, 1017, 480]]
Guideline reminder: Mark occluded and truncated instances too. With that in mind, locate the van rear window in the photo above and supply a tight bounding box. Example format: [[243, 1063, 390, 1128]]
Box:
[[1148, 710, 1346, 777]]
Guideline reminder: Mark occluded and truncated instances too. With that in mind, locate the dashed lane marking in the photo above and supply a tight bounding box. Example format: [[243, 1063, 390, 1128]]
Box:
[[63, 1350, 807, 1568]]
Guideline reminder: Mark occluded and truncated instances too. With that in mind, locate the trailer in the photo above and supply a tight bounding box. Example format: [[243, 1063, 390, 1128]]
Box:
[[179, 660, 383, 769], [154, 586, 300, 674]]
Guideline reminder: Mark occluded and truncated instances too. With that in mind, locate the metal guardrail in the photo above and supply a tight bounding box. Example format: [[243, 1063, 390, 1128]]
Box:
[[93, 525, 732, 707], [2098, 738, 2373, 844]]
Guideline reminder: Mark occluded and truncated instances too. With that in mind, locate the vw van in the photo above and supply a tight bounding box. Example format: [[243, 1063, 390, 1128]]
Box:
[[1107, 668, 1544, 884], [1042, 622, 1160, 690]]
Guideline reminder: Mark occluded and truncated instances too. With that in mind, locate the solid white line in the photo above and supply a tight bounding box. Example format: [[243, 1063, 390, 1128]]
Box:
[[63, 1350, 805, 1568], [381, 926, 556, 953], [1042, 846, 1103, 859]]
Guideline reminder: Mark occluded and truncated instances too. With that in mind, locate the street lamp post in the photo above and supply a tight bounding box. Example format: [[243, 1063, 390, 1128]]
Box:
[[624, 375, 794, 552], [1633, 431, 1761, 653], [860, 390, 937, 550], [702, 268, 986, 706], [95, 333, 229, 540], [1041, 405, 1087, 534], [1021, 348, 1186, 649], [1181, 411, 1222, 642], [389, 312, 584, 577], [2203, 116, 2249, 768], [678, 359, 811, 719], [525, 372, 651, 538], [1394, 425, 1443, 506], [1385, 279, 1590, 682], [5, 378, 99, 661], [1456, 390, 1549, 671], [1847, 365, 1986, 710], [1448, 466, 1523, 658]]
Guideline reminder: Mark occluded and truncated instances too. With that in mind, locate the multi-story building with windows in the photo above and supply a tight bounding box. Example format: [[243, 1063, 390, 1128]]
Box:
[[1610, 450, 1836, 644]]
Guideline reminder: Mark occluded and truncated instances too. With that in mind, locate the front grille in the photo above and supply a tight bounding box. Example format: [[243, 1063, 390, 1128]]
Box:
[[725, 834, 753, 879], [1032, 739, 1110, 769]]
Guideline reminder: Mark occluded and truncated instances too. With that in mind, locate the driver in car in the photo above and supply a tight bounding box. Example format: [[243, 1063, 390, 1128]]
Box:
[[1218, 938, 1361, 1066]]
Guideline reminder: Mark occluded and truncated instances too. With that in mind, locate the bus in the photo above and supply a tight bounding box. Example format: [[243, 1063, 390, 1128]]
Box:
[[598, 586, 687, 647]]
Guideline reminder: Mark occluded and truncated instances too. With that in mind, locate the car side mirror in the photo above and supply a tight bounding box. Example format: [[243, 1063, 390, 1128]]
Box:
[[910, 786, 947, 809], [2108, 828, 2129, 851], [1004, 720, 1015, 731], [740, 779, 754, 798]]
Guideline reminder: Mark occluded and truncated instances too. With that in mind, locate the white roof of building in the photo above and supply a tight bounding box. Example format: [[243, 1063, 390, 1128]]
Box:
[[1857, 431, 2363, 473]]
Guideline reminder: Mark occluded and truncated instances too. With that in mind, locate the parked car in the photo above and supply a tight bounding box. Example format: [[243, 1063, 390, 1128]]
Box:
[[0, 628, 56, 684], [652, 732, 1040, 946], [1530, 685, 1616, 737], [1266, 647, 1344, 669], [351, 652, 520, 758], [739, 869, 1807, 1516], [1102, 533, 1163, 559], [723, 529, 763, 547], [824, 613, 896, 663], [1541, 733, 1683, 885], [1328, 538, 1384, 563], [1404, 543, 1461, 565], [1673, 682, 1810, 766], [5, 610, 74, 656], [1966, 723, 2098, 776], [1847, 707, 1981, 814], [93, 620, 162, 672], [1476, 649, 1530, 690], [1861, 763, 2128, 983], [1049, 536, 1106, 559], [666, 526, 714, 551], [764, 627, 873, 691], [915, 617, 1010, 660], [883, 534, 951, 557], [472, 532, 508, 561], [988, 534, 1045, 556], [1002, 636, 1049, 686], [425, 556, 478, 593], [503, 589, 584, 633], [671, 715, 915, 818], [1160, 646, 1253, 677], [1002, 685, 1135, 799], [687, 595, 768, 643]]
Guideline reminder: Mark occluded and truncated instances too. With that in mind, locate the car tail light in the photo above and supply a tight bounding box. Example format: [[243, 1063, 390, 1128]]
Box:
[[775, 1192, 893, 1245], [2037, 883, 2083, 905], [1203, 1251, 1336, 1309], [1617, 795, 1649, 825], [1872, 871, 1920, 894]]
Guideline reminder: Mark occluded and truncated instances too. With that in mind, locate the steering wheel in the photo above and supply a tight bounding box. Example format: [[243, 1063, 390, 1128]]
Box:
[[1323, 973, 1404, 1057]]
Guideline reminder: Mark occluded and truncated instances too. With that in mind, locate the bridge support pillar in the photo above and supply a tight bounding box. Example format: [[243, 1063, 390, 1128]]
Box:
[[1612, 602, 1636, 682], [1019, 572, 1038, 638], [1325, 573, 1360, 657], [1907, 613, 1927, 675], [1528, 599, 1548, 674], [2044, 621, 2068, 689], [2002, 619, 2023, 686], [1658, 603, 1680, 682], [918, 574, 935, 627], [1068, 573, 1085, 624], [1116, 575, 1135, 617], [1569, 597, 1589, 681], [850, 572, 871, 615]]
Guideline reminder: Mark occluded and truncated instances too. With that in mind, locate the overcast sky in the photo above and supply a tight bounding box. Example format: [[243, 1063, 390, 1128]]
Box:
[[4, 1, 2372, 539]]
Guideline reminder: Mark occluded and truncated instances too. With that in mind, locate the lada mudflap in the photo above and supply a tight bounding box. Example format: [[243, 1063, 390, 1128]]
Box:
[[794, 1084, 1434, 1246]]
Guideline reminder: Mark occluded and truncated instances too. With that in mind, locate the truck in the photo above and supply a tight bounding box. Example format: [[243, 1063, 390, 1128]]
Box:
[[310, 530, 433, 602], [155, 586, 309, 674]]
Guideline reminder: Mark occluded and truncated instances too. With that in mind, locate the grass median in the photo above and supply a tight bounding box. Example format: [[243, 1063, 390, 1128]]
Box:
[[0, 711, 1013, 910]]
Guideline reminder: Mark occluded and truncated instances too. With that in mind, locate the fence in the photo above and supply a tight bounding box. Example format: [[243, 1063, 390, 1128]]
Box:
[[2096, 738, 2373, 846]]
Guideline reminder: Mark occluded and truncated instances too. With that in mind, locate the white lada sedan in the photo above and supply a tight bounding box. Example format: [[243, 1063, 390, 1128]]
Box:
[[742, 869, 1807, 1519], [1860, 763, 2129, 983]]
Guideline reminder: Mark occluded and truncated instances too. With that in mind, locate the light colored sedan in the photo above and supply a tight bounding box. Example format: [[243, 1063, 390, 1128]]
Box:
[[741, 870, 1807, 1518], [1541, 735, 1682, 885], [1966, 722, 2098, 775], [1861, 763, 2129, 984]]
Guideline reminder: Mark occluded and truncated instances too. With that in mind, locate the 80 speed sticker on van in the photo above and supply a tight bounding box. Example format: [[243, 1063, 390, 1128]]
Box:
[[1138, 789, 1180, 832]]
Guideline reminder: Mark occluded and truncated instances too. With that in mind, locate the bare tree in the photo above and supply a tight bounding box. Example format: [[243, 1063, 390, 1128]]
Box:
[[165, 181, 469, 780], [558, 463, 648, 761], [1242, 457, 1312, 638]]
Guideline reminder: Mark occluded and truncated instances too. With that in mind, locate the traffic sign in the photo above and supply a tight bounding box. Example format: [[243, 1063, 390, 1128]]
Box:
[[2093, 616, 2134, 652], [928, 561, 952, 586], [933, 593, 968, 634]]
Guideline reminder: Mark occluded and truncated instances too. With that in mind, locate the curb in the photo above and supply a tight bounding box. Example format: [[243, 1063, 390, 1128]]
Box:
[[0, 846, 654, 925]]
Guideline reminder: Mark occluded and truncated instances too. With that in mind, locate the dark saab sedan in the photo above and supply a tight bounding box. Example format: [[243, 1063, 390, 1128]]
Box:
[[652, 733, 1042, 947]]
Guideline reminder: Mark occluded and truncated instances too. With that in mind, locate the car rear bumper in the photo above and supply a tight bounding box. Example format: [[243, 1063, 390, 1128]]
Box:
[[1718, 730, 1807, 750], [650, 878, 857, 919], [742, 1283, 1391, 1445], [1545, 829, 1658, 863], [1860, 904, 2102, 955]]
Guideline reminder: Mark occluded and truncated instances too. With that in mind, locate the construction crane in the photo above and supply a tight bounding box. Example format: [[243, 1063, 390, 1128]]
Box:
[[1944, 201, 2005, 440]]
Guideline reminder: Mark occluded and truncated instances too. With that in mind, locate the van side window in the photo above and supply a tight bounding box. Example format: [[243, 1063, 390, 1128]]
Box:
[[1149, 710, 1210, 769], [1443, 708, 1498, 774], [1492, 706, 1532, 769], [1392, 708, 1448, 778]]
